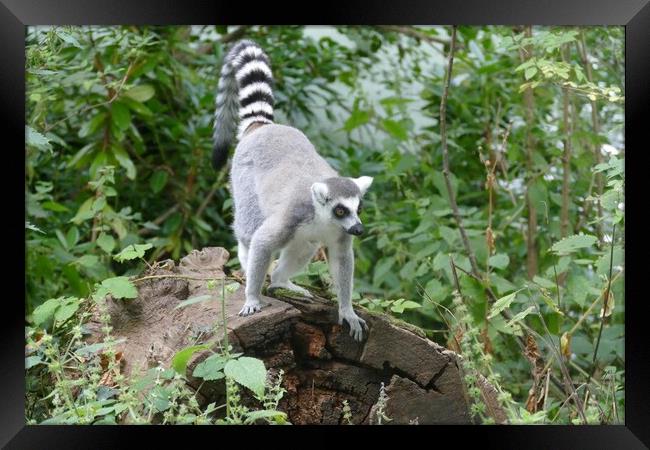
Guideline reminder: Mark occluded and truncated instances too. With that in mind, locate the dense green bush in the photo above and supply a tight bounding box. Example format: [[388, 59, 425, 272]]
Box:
[[26, 25, 624, 425]]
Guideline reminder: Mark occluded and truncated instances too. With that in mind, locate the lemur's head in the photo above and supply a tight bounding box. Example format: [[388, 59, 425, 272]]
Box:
[[310, 176, 373, 236]]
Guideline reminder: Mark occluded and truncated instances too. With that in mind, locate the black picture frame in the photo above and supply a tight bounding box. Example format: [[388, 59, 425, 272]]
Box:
[[5, 0, 648, 447]]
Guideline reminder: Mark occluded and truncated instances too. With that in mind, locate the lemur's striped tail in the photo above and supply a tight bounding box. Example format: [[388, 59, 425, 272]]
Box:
[[212, 40, 275, 170]]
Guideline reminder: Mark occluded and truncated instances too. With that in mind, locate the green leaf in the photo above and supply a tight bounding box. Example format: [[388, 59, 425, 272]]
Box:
[[490, 314, 523, 336], [26, 355, 44, 369], [381, 119, 408, 140], [390, 299, 421, 314], [433, 253, 450, 271], [70, 198, 95, 224], [149, 170, 168, 194], [91, 197, 106, 213], [76, 339, 127, 357], [174, 295, 215, 310], [567, 275, 590, 307], [96, 276, 138, 300], [149, 386, 172, 412], [224, 356, 267, 398], [488, 253, 510, 269], [42, 201, 70, 213], [68, 143, 95, 168], [551, 234, 597, 255], [112, 145, 136, 180], [505, 306, 536, 326], [111, 218, 128, 240], [55, 229, 68, 250], [373, 258, 394, 286], [343, 109, 370, 131], [123, 84, 155, 102], [192, 354, 227, 381], [32, 298, 61, 326], [76, 254, 100, 268], [533, 275, 556, 289], [26, 221, 45, 233], [97, 233, 116, 254], [524, 66, 538, 80], [114, 243, 153, 262], [487, 289, 523, 319], [120, 96, 153, 117], [171, 345, 211, 375], [439, 226, 458, 246], [56, 30, 82, 48], [596, 246, 623, 277], [26, 126, 52, 152], [78, 112, 106, 139], [111, 101, 131, 131], [244, 410, 288, 425], [540, 293, 563, 315], [424, 278, 447, 300], [54, 298, 81, 323], [66, 226, 80, 248]]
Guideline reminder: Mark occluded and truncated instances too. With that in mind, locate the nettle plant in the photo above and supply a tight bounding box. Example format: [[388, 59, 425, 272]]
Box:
[[26, 244, 288, 425], [503, 29, 624, 103], [448, 154, 624, 425]]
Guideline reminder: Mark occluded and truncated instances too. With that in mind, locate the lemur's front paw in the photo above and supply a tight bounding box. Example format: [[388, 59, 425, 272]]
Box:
[[238, 297, 263, 316], [338, 308, 368, 342], [268, 281, 313, 299]]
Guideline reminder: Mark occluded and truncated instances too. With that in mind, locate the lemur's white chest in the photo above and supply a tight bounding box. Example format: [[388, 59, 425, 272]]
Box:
[[292, 217, 340, 248]]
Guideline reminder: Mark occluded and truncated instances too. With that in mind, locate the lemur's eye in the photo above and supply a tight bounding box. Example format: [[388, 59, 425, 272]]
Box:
[[334, 205, 348, 218]]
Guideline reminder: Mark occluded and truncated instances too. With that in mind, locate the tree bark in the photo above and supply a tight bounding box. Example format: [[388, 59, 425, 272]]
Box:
[[85, 247, 506, 425]]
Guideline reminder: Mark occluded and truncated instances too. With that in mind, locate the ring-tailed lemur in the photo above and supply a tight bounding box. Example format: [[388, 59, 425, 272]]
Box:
[[212, 40, 373, 341]]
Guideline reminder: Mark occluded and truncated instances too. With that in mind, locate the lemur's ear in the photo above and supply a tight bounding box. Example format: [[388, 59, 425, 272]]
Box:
[[352, 176, 373, 195], [311, 182, 330, 205]]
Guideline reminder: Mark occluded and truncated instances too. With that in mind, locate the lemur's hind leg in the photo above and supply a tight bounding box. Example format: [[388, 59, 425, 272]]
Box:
[[239, 216, 285, 316], [269, 240, 318, 298], [237, 240, 248, 275]]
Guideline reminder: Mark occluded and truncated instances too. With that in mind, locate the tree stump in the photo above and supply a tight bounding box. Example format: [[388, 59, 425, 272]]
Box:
[[85, 247, 506, 425]]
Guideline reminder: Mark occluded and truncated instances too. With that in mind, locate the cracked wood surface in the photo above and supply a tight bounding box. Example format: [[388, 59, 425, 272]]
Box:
[[86, 247, 506, 424]]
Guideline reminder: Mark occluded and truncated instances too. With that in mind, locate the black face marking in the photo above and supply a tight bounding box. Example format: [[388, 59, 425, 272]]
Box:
[[333, 204, 349, 219]]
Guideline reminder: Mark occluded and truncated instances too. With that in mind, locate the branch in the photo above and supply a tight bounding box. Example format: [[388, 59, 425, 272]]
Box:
[[220, 26, 251, 44], [439, 26, 480, 278], [43, 58, 138, 134], [195, 181, 221, 220], [588, 223, 616, 382], [526, 290, 588, 424], [196, 26, 252, 55], [131, 273, 234, 284], [560, 45, 573, 240], [375, 26, 459, 48], [138, 204, 181, 236]]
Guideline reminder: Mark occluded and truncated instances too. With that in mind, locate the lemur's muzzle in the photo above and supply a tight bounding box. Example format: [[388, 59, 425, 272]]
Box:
[[347, 223, 364, 236]]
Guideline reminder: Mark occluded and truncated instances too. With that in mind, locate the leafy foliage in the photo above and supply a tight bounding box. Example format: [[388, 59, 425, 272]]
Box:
[[26, 25, 624, 425]]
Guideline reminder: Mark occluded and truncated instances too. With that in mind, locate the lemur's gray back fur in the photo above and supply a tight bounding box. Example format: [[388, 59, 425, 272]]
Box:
[[231, 124, 338, 247], [212, 40, 275, 169]]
